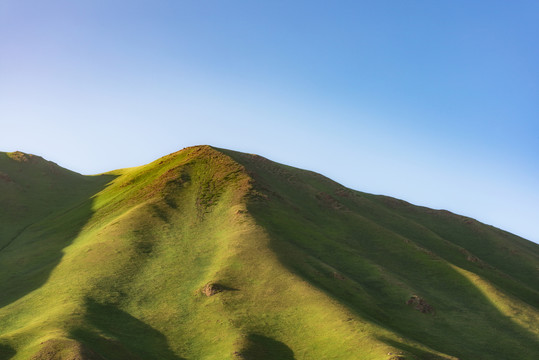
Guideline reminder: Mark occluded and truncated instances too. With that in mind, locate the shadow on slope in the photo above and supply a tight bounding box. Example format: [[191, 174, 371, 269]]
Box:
[[253, 196, 539, 359], [236, 334, 295, 360], [0, 174, 115, 308], [0, 343, 16, 360], [71, 300, 185, 360], [360, 193, 539, 306], [0, 152, 108, 247], [223, 150, 539, 360]]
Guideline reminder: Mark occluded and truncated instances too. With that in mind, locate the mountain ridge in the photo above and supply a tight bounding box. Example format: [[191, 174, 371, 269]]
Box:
[[0, 145, 537, 360]]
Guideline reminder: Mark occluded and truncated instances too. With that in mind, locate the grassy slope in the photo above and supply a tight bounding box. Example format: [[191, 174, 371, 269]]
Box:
[[222, 149, 539, 360], [0, 152, 113, 309], [0, 146, 537, 360], [0, 152, 111, 247]]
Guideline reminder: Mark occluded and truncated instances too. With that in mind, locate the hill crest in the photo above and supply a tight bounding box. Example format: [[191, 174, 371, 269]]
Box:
[[0, 145, 537, 360]]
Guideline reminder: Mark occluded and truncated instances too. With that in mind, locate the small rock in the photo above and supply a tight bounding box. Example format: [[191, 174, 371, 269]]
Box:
[[203, 283, 223, 297]]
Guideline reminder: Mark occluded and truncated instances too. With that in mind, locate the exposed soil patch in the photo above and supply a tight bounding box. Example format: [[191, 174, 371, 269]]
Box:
[[8, 151, 34, 162], [0, 171, 12, 182], [406, 295, 435, 314], [415, 245, 438, 259], [333, 271, 346, 280], [381, 197, 412, 208], [500, 246, 519, 255], [316, 192, 347, 210], [247, 188, 270, 202], [458, 248, 490, 268], [334, 188, 352, 198], [243, 153, 301, 184]]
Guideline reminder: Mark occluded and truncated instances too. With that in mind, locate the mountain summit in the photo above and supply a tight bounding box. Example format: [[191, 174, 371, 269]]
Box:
[[0, 146, 537, 360]]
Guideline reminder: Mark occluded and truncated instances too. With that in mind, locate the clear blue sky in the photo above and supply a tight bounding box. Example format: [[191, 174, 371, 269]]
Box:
[[1, 1, 538, 243]]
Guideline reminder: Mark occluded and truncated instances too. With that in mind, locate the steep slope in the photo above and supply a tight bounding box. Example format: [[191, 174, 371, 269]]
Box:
[[0, 151, 110, 248], [223, 149, 539, 360], [0, 146, 537, 360], [0, 151, 113, 309]]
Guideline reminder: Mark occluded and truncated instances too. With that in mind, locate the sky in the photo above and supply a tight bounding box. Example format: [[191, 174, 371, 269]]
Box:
[[1, 1, 538, 243]]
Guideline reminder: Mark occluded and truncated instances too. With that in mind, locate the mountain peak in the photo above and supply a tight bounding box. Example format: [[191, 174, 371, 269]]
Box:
[[0, 147, 537, 360], [6, 150, 45, 163]]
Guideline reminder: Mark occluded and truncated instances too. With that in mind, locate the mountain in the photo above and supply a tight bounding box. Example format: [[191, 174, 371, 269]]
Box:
[[0, 145, 537, 360]]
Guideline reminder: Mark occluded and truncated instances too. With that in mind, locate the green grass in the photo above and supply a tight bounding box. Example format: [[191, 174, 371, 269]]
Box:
[[0, 146, 537, 359]]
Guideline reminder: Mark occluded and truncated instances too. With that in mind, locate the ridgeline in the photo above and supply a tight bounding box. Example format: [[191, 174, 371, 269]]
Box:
[[0, 146, 537, 360]]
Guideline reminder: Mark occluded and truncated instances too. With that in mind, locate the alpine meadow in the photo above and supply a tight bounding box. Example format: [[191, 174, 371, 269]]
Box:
[[0, 145, 537, 360]]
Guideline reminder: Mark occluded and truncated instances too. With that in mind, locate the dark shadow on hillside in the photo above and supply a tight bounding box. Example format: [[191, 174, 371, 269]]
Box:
[[0, 174, 115, 308], [0, 343, 16, 360], [230, 153, 539, 360], [253, 207, 539, 359], [71, 299, 185, 360], [236, 334, 295, 360]]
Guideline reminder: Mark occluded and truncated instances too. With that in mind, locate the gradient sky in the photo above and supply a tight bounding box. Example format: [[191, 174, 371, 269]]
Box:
[[1, 1, 538, 243]]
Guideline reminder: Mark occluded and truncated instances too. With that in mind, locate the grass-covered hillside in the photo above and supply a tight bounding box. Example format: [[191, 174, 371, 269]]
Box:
[[0, 146, 537, 360]]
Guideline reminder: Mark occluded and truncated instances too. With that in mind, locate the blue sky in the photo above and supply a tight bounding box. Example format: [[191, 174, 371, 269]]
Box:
[[1, 1, 538, 242]]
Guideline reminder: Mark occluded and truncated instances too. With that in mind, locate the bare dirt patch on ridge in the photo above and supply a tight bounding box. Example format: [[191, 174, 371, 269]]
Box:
[[0, 171, 13, 182], [406, 295, 435, 314]]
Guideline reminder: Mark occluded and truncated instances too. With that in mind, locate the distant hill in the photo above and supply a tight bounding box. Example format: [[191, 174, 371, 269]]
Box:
[[0, 146, 537, 360]]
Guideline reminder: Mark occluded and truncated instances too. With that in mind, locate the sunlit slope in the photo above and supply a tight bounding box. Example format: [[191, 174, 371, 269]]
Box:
[[0, 146, 537, 360]]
